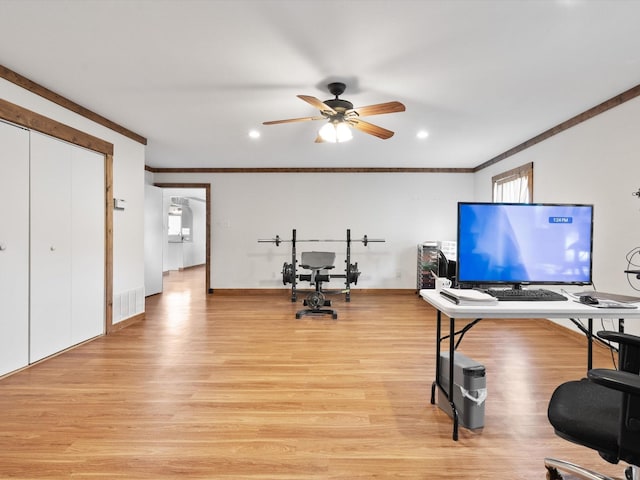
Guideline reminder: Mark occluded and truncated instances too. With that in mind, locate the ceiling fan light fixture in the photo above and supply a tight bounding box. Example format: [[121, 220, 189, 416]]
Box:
[[319, 120, 353, 143], [335, 122, 353, 143], [263, 82, 404, 142]]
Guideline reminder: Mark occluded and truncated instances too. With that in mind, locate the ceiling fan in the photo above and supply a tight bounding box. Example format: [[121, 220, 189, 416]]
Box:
[[263, 82, 406, 143]]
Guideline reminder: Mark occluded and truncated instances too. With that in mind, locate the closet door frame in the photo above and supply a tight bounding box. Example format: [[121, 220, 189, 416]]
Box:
[[0, 98, 115, 334]]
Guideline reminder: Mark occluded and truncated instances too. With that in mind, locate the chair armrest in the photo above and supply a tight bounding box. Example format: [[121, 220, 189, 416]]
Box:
[[588, 368, 640, 396], [597, 330, 640, 347]]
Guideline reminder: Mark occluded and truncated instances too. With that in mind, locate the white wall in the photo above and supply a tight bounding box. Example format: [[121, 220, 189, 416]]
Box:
[[474, 96, 640, 335], [1, 78, 146, 324], [152, 172, 475, 289]]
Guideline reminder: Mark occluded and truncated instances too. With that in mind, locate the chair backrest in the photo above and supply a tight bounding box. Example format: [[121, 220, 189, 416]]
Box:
[[597, 331, 640, 466], [619, 394, 640, 466], [599, 331, 640, 374]]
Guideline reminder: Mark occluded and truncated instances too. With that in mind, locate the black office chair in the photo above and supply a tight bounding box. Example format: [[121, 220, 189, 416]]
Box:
[[545, 330, 640, 480], [295, 251, 338, 319]]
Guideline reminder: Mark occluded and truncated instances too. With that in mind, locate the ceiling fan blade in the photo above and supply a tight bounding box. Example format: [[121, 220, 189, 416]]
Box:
[[263, 115, 325, 125], [297, 95, 337, 114], [349, 118, 395, 139], [350, 101, 406, 117]]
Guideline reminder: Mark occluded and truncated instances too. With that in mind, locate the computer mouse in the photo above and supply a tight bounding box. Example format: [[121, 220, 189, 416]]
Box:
[[580, 295, 599, 305]]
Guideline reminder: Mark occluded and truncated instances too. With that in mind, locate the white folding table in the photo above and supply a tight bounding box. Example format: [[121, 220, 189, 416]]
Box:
[[419, 289, 640, 440]]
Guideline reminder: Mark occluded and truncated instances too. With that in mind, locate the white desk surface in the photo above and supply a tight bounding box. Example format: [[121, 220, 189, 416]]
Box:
[[419, 289, 640, 319]]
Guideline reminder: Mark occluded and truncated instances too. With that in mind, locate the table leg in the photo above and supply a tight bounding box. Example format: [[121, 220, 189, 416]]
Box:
[[587, 318, 593, 371], [431, 310, 442, 405], [449, 316, 458, 440], [432, 309, 460, 441]]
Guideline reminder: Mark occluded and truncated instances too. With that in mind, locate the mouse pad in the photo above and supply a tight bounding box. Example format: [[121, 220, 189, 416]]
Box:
[[577, 299, 638, 309], [575, 290, 640, 304]]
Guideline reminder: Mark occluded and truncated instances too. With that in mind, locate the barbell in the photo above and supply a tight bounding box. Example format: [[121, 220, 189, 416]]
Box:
[[258, 234, 384, 246]]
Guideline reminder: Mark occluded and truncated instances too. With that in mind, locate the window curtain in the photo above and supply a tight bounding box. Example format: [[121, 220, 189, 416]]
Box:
[[492, 163, 533, 203]]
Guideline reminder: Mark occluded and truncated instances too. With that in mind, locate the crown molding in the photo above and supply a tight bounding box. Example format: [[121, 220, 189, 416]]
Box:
[[1, 64, 147, 145]]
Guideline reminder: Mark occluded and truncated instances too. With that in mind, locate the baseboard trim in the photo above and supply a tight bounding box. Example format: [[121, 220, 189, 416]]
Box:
[[109, 312, 145, 333], [178, 264, 205, 271]]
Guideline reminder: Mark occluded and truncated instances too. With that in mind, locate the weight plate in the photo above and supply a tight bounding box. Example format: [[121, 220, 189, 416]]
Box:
[[347, 262, 360, 285], [282, 262, 294, 285], [306, 291, 325, 310]]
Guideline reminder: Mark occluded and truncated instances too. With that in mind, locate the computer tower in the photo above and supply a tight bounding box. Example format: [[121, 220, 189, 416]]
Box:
[[437, 351, 486, 429]]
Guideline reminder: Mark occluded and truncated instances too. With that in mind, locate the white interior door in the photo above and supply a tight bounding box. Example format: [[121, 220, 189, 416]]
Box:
[[144, 185, 164, 296], [30, 132, 73, 362], [0, 121, 30, 375]]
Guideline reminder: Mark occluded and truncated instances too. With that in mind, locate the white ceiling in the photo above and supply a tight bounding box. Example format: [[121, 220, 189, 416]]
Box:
[[1, 0, 640, 170]]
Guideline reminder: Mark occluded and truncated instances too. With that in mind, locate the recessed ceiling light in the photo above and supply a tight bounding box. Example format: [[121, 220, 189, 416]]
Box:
[[249, 130, 260, 139], [416, 130, 429, 139]]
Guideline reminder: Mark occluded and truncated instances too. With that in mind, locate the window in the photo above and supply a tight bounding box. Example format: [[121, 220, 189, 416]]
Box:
[[168, 206, 182, 236], [167, 198, 193, 242], [492, 162, 533, 203]]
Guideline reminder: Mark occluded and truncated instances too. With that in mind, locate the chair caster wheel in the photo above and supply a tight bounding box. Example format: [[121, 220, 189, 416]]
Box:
[[545, 466, 562, 480]]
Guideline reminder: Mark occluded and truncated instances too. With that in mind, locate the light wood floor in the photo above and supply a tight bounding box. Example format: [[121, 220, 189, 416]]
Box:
[[0, 266, 627, 479]]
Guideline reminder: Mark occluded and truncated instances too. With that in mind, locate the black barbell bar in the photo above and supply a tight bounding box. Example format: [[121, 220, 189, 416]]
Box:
[[258, 235, 385, 245]]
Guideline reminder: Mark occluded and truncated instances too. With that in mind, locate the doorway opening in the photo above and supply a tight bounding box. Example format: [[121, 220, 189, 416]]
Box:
[[149, 183, 211, 296]]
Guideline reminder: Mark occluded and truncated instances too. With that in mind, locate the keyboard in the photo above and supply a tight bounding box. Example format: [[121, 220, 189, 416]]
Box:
[[486, 288, 567, 302]]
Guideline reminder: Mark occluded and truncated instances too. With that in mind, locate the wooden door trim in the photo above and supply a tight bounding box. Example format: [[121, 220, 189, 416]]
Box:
[[0, 98, 114, 334]]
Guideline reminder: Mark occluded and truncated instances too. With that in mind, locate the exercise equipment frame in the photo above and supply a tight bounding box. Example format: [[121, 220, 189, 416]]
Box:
[[258, 229, 384, 303]]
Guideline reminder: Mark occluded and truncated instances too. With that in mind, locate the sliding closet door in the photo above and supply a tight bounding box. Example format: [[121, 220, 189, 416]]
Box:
[[70, 146, 105, 343], [29, 132, 105, 362], [0, 121, 30, 376], [30, 132, 73, 362]]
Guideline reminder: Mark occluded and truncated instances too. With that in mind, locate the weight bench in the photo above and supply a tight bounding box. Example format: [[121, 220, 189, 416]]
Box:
[[296, 251, 338, 319]]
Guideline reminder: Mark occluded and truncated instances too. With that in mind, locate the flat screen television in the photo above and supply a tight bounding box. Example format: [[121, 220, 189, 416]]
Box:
[[456, 202, 593, 288]]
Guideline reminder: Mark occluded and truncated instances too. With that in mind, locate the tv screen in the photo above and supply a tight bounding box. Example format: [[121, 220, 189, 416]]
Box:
[[457, 202, 593, 286]]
